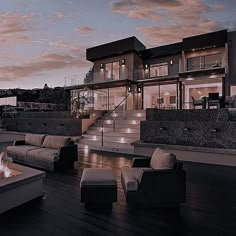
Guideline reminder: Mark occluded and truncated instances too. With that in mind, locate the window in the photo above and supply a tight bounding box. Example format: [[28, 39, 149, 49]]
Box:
[[150, 62, 168, 77], [187, 53, 223, 71], [105, 61, 119, 80]]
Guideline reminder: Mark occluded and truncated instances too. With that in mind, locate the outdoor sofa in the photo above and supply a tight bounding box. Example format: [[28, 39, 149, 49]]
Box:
[[7, 133, 78, 171]]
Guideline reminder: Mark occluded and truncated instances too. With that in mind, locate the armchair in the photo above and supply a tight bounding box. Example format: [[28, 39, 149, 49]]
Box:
[[121, 148, 186, 207]]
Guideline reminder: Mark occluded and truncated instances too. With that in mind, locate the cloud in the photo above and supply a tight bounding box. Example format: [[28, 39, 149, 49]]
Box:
[[110, 0, 226, 46], [74, 26, 95, 33], [49, 41, 82, 51], [0, 12, 32, 44], [0, 52, 90, 81], [138, 20, 220, 46]]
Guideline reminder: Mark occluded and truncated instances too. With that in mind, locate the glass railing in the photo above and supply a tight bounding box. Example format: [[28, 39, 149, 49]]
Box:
[[101, 93, 131, 147]]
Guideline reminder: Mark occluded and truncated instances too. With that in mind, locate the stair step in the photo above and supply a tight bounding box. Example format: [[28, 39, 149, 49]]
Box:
[[81, 135, 138, 143], [86, 130, 139, 138], [89, 127, 140, 133]]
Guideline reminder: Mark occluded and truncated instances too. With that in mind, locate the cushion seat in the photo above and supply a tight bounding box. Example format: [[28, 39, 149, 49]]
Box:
[[6, 145, 41, 156], [80, 168, 116, 187], [27, 148, 59, 162]]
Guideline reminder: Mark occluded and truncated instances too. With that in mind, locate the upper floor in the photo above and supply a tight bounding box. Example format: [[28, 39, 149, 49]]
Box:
[[65, 29, 236, 88]]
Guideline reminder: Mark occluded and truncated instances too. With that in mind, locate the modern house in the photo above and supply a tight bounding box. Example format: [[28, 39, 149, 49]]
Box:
[[65, 29, 236, 112]]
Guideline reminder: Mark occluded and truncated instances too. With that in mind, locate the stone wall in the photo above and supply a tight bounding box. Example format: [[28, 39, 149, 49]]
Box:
[[2, 111, 82, 136], [140, 109, 236, 149]]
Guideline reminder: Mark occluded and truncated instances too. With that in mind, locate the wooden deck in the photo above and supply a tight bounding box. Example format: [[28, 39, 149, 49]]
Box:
[[0, 149, 235, 236]]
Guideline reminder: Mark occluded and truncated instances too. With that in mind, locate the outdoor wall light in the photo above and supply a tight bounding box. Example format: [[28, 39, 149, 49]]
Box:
[[128, 85, 132, 93], [100, 63, 104, 69], [170, 60, 173, 65], [137, 86, 142, 93], [184, 127, 190, 132], [211, 128, 218, 132], [121, 59, 126, 66], [144, 64, 149, 69], [159, 127, 165, 131]]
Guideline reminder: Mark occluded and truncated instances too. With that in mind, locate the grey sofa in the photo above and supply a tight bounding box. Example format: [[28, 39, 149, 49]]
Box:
[[121, 148, 186, 207], [7, 133, 78, 171]]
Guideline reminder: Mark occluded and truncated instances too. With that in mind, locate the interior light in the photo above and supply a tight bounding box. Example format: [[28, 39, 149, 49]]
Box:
[[132, 120, 137, 124], [120, 137, 125, 143], [137, 113, 141, 117], [107, 120, 111, 124], [127, 128, 131, 133], [84, 145, 88, 149], [93, 136, 97, 141]]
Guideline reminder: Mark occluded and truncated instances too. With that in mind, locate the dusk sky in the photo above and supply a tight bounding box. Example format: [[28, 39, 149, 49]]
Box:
[[0, 0, 235, 89]]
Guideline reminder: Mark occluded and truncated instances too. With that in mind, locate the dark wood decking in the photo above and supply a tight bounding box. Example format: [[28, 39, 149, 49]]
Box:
[[0, 149, 236, 236]]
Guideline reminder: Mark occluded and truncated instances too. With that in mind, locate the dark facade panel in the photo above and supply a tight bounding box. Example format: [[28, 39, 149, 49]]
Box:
[[183, 29, 227, 51], [86, 37, 146, 61], [141, 42, 182, 59], [228, 31, 236, 85]]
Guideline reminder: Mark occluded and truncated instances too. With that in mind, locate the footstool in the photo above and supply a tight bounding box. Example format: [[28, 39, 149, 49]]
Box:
[[80, 168, 117, 207]]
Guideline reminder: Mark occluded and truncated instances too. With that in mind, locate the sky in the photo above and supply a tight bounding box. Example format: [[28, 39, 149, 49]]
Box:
[[0, 0, 235, 89]]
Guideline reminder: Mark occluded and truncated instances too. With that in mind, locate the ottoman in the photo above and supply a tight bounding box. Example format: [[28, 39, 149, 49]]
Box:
[[80, 168, 117, 207]]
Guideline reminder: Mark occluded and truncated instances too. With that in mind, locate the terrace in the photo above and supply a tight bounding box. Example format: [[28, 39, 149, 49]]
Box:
[[0, 138, 235, 235]]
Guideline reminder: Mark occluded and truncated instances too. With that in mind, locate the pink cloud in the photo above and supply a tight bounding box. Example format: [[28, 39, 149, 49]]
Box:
[[0, 12, 32, 44], [0, 53, 90, 81], [74, 26, 95, 33], [138, 20, 220, 46], [49, 41, 82, 51]]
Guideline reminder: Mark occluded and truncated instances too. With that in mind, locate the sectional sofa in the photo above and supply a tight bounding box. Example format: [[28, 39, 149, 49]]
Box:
[[7, 133, 78, 171]]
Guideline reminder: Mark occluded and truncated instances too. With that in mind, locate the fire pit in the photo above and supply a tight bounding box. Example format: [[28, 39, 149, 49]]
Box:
[[0, 153, 46, 214]]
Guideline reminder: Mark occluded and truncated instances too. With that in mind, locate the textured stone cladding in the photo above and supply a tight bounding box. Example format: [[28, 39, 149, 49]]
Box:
[[141, 109, 236, 149]]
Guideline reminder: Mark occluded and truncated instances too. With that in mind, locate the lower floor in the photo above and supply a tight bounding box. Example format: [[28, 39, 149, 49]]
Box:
[[0, 148, 235, 236], [70, 74, 236, 112]]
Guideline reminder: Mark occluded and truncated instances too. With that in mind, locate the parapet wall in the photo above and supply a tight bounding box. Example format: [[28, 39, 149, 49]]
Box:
[[140, 109, 236, 149]]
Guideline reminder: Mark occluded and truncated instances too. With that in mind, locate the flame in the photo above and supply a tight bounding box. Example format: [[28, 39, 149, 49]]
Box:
[[0, 152, 12, 178]]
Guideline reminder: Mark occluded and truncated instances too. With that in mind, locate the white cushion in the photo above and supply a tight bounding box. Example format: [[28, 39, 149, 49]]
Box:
[[42, 135, 71, 149], [150, 148, 176, 170], [25, 133, 46, 147]]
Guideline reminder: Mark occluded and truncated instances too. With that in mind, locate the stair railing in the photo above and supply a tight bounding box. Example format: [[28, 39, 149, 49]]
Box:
[[101, 93, 131, 147]]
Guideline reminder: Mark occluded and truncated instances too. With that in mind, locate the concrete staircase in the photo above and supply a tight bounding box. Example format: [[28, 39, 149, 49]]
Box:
[[78, 110, 146, 154]]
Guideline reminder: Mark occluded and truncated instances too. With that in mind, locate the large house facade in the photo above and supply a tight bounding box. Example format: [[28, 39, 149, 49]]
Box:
[[66, 29, 236, 112]]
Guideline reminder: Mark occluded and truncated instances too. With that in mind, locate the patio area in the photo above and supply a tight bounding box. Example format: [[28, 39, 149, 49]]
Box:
[[0, 145, 235, 236]]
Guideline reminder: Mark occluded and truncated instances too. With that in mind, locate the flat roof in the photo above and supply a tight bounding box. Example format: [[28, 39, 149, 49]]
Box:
[[86, 36, 146, 61]]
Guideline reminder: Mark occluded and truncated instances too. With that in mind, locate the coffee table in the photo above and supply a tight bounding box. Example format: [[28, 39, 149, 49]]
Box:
[[0, 162, 45, 214]]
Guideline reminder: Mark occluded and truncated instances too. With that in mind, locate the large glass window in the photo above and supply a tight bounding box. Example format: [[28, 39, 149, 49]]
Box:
[[105, 62, 120, 80], [187, 53, 223, 71], [150, 62, 168, 77], [94, 87, 126, 110], [143, 83, 178, 109], [182, 77, 222, 109]]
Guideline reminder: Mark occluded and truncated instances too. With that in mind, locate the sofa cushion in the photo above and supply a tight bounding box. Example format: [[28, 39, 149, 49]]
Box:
[[7, 145, 41, 156], [121, 166, 152, 192], [42, 135, 71, 149], [150, 148, 176, 170], [27, 148, 59, 161], [25, 133, 46, 147]]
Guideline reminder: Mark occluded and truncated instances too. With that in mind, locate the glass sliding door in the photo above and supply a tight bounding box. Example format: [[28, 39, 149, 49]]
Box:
[[105, 62, 120, 81], [143, 83, 178, 109]]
